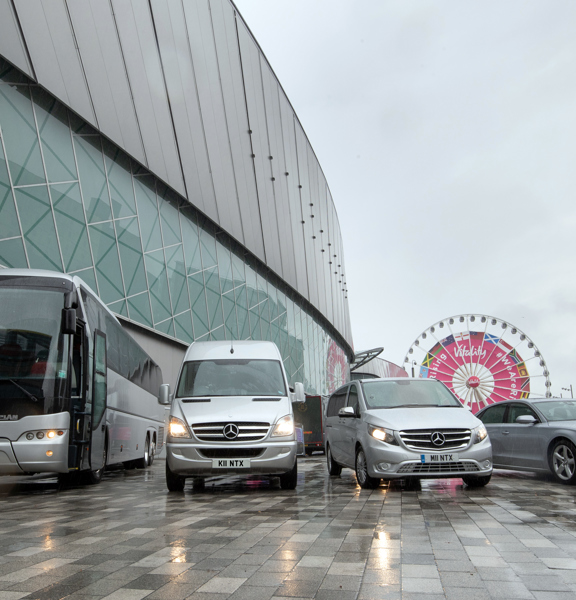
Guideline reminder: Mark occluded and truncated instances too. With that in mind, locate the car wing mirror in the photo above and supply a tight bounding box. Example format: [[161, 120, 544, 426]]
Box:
[[338, 406, 355, 418], [515, 414, 537, 425]]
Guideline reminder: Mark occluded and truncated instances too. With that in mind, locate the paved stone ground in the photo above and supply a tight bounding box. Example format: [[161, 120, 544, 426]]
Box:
[[1, 456, 576, 600]]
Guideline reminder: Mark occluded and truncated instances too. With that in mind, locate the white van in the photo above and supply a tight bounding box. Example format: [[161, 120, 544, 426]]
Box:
[[162, 340, 305, 491]]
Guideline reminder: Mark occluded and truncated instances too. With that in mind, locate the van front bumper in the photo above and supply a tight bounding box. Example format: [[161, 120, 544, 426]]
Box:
[[166, 440, 297, 476], [364, 437, 493, 480]]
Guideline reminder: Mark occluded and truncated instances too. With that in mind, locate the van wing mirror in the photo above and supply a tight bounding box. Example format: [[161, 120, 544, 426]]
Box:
[[158, 383, 172, 405], [293, 382, 305, 403]]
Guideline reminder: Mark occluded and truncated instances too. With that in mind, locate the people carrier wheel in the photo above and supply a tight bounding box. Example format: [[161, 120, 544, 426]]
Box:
[[462, 474, 491, 487], [550, 440, 576, 484], [355, 447, 379, 489], [326, 444, 342, 476]]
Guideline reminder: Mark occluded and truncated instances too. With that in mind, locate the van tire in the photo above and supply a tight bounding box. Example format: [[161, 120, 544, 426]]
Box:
[[279, 460, 298, 490], [355, 447, 379, 489], [326, 444, 342, 476], [166, 461, 185, 492]]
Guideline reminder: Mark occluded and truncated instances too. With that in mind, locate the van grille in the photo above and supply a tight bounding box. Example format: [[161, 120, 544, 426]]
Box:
[[399, 428, 471, 451], [398, 461, 479, 474], [192, 422, 270, 442]]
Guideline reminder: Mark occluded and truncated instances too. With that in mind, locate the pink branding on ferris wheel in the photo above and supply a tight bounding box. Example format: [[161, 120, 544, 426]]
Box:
[[467, 376, 481, 388]]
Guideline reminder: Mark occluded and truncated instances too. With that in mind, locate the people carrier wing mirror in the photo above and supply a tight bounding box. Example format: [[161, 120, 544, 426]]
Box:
[[516, 414, 537, 425], [338, 406, 355, 418], [158, 383, 172, 405]]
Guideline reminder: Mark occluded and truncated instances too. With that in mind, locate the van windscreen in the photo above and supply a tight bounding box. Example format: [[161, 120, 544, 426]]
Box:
[[176, 359, 287, 398]]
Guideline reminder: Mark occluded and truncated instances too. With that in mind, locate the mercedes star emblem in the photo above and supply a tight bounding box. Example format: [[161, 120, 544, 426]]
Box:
[[431, 431, 445, 446], [223, 423, 239, 440]]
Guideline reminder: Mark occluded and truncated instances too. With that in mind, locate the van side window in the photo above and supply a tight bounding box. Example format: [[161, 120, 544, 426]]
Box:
[[347, 384, 359, 416], [327, 386, 348, 417]]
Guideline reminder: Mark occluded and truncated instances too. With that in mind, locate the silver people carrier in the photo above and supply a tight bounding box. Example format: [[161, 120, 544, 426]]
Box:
[[325, 378, 492, 488], [163, 340, 305, 491]]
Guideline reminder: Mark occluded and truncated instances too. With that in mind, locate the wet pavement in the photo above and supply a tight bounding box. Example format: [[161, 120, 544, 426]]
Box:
[[1, 456, 576, 600]]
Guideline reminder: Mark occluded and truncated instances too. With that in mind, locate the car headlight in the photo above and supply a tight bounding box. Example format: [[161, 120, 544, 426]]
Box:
[[169, 416, 190, 438], [272, 415, 294, 437], [368, 426, 398, 445], [473, 425, 488, 444]]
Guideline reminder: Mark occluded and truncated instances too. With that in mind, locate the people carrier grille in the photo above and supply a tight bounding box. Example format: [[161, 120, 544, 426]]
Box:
[[399, 428, 471, 451], [192, 422, 270, 442], [398, 461, 479, 474]]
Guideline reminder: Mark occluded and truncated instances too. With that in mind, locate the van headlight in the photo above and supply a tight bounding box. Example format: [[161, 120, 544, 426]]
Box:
[[272, 415, 294, 437], [368, 426, 398, 445], [473, 425, 488, 444], [169, 416, 190, 438]]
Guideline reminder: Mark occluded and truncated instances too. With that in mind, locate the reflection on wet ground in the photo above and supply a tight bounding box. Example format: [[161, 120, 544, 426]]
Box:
[[1, 456, 576, 599]]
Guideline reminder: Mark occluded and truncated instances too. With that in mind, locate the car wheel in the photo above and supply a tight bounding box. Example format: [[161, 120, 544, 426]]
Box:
[[462, 474, 492, 487], [279, 460, 298, 490], [326, 444, 342, 476], [550, 440, 576, 484], [355, 446, 379, 489], [166, 460, 185, 492]]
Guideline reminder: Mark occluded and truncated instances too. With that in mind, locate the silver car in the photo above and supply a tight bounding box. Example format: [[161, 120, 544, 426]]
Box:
[[476, 398, 576, 485], [324, 378, 492, 488]]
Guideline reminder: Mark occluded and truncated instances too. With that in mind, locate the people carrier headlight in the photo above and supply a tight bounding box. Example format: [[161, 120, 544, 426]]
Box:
[[473, 425, 488, 444], [368, 426, 398, 445], [272, 415, 294, 437], [169, 416, 190, 438]]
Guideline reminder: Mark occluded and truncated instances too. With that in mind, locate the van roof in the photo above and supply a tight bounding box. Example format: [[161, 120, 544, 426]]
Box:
[[184, 340, 283, 361]]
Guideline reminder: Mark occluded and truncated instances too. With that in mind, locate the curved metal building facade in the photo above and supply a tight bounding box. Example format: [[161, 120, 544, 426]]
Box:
[[0, 0, 352, 394]]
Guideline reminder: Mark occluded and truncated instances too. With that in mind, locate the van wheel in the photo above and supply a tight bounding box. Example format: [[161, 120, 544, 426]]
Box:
[[192, 477, 205, 492], [166, 461, 185, 492], [326, 445, 342, 476], [355, 447, 379, 489], [279, 460, 298, 490], [134, 435, 150, 469], [462, 474, 492, 487]]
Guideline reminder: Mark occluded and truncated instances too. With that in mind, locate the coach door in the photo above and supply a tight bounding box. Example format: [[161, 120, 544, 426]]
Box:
[[90, 330, 107, 470]]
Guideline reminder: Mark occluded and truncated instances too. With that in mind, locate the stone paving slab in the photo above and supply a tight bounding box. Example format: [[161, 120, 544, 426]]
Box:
[[2, 458, 576, 599]]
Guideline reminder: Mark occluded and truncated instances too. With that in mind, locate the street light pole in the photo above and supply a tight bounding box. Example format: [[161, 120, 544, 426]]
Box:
[[562, 386, 574, 399]]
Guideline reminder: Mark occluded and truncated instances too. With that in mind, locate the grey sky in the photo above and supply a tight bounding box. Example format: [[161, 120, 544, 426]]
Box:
[[234, 0, 576, 397]]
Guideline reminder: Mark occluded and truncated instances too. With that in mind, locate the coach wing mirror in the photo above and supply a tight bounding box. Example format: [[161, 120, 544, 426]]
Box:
[[339, 406, 355, 418], [61, 308, 77, 334], [158, 383, 172, 405], [516, 414, 537, 425]]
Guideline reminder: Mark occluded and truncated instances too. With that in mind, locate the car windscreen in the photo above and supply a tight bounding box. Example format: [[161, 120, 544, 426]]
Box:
[[361, 379, 462, 409], [176, 359, 287, 398], [533, 400, 576, 421]]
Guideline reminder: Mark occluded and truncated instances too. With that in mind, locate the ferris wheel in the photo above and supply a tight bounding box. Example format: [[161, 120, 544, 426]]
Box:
[[404, 314, 552, 413]]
